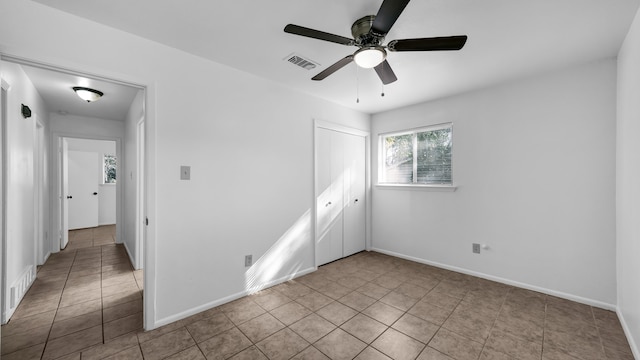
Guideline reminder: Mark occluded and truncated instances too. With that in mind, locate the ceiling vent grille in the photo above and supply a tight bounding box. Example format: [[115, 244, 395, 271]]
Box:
[[284, 53, 318, 70]]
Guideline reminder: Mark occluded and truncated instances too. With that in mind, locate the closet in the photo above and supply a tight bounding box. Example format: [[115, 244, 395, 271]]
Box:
[[316, 125, 366, 266]]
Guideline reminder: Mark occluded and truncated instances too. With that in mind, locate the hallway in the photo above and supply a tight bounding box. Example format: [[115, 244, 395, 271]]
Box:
[[1, 225, 144, 359]]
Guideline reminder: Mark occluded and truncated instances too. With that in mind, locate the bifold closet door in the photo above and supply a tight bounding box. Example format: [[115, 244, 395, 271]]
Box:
[[316, 128, 365, 266], [343, 133, 366, 257]]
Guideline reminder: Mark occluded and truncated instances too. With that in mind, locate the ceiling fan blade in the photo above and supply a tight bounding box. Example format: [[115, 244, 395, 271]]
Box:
[[371, 0, 411, 36], [374, 60, 398, 85], [284, 24, 354, 46], [312, 56, 354, 81], [387, 35, 468, 52]]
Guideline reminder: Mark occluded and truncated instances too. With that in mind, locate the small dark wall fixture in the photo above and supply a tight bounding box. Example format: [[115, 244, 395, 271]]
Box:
[[21, 104, 32, 118]]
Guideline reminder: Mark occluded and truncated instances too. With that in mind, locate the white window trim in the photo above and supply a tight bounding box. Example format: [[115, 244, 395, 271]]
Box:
[[378, 122, 455, 190]]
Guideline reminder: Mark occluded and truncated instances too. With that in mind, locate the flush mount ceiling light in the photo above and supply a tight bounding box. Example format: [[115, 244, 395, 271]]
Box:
[[353, 46, 387, 68], [72, 86, 103, 102]]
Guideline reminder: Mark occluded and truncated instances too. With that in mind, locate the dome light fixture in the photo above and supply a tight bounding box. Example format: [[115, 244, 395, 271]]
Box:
[[353, 46, 387, 68], [72, 86, 104, 102]]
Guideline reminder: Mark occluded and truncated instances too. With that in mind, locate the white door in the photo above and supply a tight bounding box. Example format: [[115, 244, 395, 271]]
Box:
[[343, 133, 366, 257], [61, 138, 69, 248], [67, 151, 99, 230], [316, 127, 366, 266]]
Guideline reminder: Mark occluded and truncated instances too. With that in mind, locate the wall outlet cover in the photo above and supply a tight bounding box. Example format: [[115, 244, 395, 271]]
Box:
[[245, 255, 253, 267], [180, 166, 190, 180], [472, 243, 481, 254]]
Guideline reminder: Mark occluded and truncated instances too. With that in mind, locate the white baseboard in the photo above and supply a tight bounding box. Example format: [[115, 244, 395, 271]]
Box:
[[4, 265, 37, 322], [371, 248, 616, 311], [122, 240, 138, 270], [617, 308, 639, 360], [152, 266, 317, 329]]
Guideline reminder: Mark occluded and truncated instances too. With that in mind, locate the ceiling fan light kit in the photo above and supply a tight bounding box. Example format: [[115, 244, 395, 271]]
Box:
[[284, 0, 467, 86], [354, 46, 387, 68]]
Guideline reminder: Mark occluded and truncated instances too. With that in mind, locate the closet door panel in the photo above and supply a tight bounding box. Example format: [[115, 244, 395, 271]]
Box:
[[343, 133, 366, 257]]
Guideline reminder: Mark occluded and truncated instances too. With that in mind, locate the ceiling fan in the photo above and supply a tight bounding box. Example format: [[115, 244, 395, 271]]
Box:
[[284, 0, 467, 85]]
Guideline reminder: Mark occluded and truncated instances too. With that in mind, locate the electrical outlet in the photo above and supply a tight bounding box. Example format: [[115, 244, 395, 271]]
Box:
[[472, 243, 481, 254], [245, 255, 253, 267], [180, 166, 191, 180]]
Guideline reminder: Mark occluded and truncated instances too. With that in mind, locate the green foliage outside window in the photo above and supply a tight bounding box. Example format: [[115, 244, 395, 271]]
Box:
[[104, 154, 117, 184]]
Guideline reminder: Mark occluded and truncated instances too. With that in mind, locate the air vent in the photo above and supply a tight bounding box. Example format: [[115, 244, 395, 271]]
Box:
[[284, 53, 318, 70]]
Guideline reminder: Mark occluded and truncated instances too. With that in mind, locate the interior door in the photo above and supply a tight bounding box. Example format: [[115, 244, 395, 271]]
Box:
[[316, 128, 335, 266], [343, 133, 366, 257], [61, 138, 69, 248], [67, 150, 99, 230]]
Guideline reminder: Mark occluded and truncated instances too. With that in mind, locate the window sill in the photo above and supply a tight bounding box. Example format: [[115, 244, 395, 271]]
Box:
[[376, 183, 457, 192]]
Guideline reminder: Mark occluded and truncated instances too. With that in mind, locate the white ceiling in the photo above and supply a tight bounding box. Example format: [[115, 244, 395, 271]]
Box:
[[19, 64, 140, 122], [31, 0, 640, 114]]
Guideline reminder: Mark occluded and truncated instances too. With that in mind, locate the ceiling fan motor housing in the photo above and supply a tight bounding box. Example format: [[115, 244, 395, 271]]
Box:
[[351, 15, 385, 46]]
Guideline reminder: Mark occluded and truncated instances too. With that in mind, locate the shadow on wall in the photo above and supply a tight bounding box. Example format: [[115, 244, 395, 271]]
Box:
[[244, 209, 311, 292]]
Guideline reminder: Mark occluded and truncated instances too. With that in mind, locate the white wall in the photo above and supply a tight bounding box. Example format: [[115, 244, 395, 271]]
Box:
[[616, 6, 640, 358], [0, 62, 50, 321], [66, 138, 117, 226], [0, 0, 370, 328], [372, 59, 617, 308]]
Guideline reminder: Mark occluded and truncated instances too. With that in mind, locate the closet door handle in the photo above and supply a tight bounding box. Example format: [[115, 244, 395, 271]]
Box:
[[354, 199, 359, 203], [66, 195, 72, 199], [93, 192, 98, 195], [325, 201, 332, 207]]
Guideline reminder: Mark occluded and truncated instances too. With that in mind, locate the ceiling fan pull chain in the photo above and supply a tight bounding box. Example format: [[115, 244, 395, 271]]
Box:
[[381, 83, 385, 97], [356, 65, 360, 103]]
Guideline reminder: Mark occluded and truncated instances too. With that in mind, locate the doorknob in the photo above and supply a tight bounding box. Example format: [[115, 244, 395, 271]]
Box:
[[325, 201, 332, 207], [93, 192, 98, 195], [354, 199, 359, 203], [66, 195, 72, 199]]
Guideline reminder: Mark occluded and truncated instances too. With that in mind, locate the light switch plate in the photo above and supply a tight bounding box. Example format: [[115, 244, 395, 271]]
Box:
[[180, 166, 190, 180]]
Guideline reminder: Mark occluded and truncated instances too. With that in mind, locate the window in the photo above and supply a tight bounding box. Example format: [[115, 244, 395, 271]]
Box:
[[103, 154, 117, 184], [379, 123, 452, 185]]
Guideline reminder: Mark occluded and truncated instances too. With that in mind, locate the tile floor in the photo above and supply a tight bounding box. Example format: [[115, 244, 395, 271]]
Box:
[[1, 234, 635, 359]]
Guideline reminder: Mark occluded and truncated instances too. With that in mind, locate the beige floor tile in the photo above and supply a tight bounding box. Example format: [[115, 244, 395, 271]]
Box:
[[339, 291, 377, 312], [392, 313, 439, 343], [361, 301, 404, 326], [484, 329, 542, 360], [81, 332, 140, 360], [198, 326, 252, 359], [256, 328, 309, 360], [140, 328, 196, 360], [291, 346, 331, 360], [49, 310, 102, 339], [355, 346, 392, 359], [251, 290, 292, 311], [186, 312, 235, 343], [372, 328, 425, 360], [164, 345, 206, 360], [355, 282, 391, 300], [341, 313, 387, 344], [0, 309, 56, 337], [102, 345, 144, 360], [1, 324, 50, 355], [220, 298, 267, 325], [0, 343, 45, 360], [408, 300, 452, 326], [290, 314, 336, 343], [428, 328, 484, 360], [42, 324, 103, 360], [380, 290, 419, 311], [228, 345, 268, 360], [270, 301, 312, 326], [417, 347, 455, 360], [316, 301, 358, 326], [296, 291, 334, 312], [103, 312, 143, 341], [314, 328, 367, 360], [103, 298, 143, 323], [272, 280, 314, 299], [237, 313, 285, 343]]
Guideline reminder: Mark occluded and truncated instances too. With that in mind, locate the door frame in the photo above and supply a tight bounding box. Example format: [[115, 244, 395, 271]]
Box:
[[54, 135, 121, 248], [34, 116, 46, 264], [1, 78, 10, 325], [313, 119, 371, 268]]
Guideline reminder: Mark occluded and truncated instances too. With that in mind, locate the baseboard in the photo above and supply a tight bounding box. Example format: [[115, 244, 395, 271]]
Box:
[[371, 248, 616, 311], [152, 266, 317, 329], [617, 308, 640, 359]]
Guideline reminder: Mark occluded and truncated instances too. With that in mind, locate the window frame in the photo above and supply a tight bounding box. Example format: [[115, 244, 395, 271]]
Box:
[[377, 123, 456, 191]]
